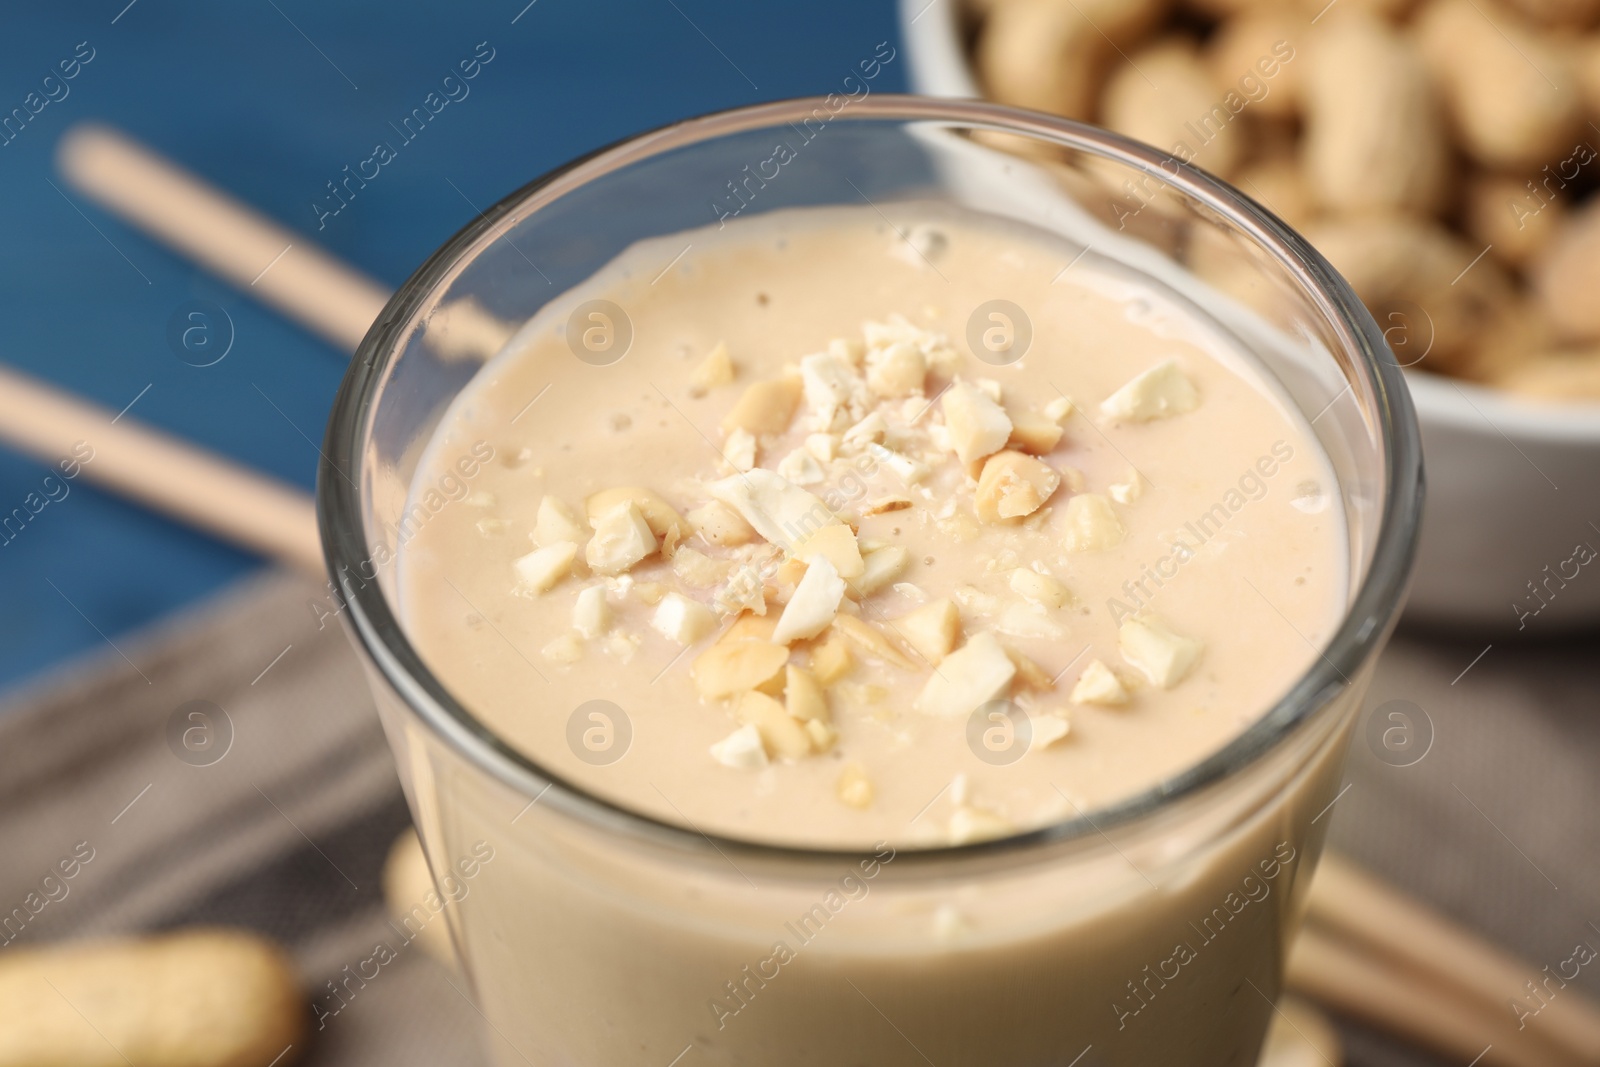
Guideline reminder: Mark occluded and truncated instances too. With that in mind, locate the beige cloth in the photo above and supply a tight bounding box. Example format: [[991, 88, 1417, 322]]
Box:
[[0, 571, 1595, 1066]]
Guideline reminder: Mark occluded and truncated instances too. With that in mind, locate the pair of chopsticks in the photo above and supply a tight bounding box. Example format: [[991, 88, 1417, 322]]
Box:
[[10, 123, 1599, 1067]]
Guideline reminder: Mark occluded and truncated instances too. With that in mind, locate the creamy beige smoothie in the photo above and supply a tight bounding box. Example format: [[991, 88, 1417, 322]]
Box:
[[401, 206, 1343, 848], [385, 204, 1356, 1065]]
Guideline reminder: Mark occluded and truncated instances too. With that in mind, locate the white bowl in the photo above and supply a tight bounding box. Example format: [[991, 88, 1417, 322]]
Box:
[[900, 0, 1600, 633]]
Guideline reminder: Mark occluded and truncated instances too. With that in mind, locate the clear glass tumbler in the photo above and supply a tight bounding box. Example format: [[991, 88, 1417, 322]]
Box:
[[319, 97, 1422, 1067]]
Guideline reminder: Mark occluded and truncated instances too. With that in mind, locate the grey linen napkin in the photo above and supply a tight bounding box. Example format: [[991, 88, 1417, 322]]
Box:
[[0, 570, 1595, 1067]]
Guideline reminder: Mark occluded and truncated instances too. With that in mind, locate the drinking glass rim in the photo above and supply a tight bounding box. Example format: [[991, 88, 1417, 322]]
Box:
[[318, 94, 1423, 870]]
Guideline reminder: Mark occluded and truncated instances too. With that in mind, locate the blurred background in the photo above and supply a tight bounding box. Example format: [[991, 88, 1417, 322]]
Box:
[[1, 3, 1597, 1067]]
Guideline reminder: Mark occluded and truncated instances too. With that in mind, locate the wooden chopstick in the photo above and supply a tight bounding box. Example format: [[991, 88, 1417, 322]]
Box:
[[1288, 923, 1584, 1067], [35, 121, 1600, 1066], [1308, 853, 1600, 1065], [0, 364, 320, 576]]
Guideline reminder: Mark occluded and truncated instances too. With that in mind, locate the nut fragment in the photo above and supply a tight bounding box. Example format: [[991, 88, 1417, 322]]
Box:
[[1063, 493, 1125, 552], [830, 615, 917, 670], [1119, 617, 1204, 688], [800, 350, 873, 432], [1071, 659, 1130, 706], [709, 723, 768, 769], [785, 664, 830, 722], [1010, 568, 1069, 609], [865, 342, 927, 397], [809, 632, 854, 684], [948, 806, 1013, 844], [856, 545, 910, 595], [723, 428, 756, 472], [794, 523, 865, 579], [722, 376, 802, 435], [1031, 713, 1072, 749], [736, 691, 812, 761], [895, 598, 962, 664], [1100, 360, 1199, 422], [1007, 410, 1064, 454], [585, 487, 685, 539], [691, 341, 735, 390], [707, 469, 842, 553], [976, 450, 1061, 522], [585, 501, 657, 574], [672, 546, 731, 588], [772, 556, 846, 644], [914, 632, 1017, 718], [652, 592, 718, 646], [514, 541, 578, 593], [942, 381, 1014, 464], [692, 632, 789, 699], [573, 585, 609, 638], [837, 763, 874, 809], [533, 495, 586, 548], [687, 500, 756, 547], [861, 496, 913, 516]]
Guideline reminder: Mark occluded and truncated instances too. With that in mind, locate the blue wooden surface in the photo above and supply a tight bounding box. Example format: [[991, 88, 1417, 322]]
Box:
[[0, 0, 907, 692]]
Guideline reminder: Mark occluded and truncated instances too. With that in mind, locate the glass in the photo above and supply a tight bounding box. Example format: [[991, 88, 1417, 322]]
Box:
[[319, 97, 1422, 1066]]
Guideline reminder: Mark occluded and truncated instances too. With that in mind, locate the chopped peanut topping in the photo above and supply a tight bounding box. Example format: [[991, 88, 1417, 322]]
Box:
[[686, 500, 756, 547], [975, 450, 1061, 522], [1119, 617, 1204, 689], [1100, 360, 1199, 423], [1071, 659, 1130, 706], [941, 380, 1014, 464], [722, 376, 802, 435], [514, 541, 577, 593], [837, 764, 875, 809], [895, 598, 961, 665], [585, 502, 656, 575], [736, 691, 812, 761], [785, 665, 829, 722], [914, 632, 1015, 718], [585, 487, 685, 540], [1063, 494, 1124, 552], [1007, 410, 1064, 454], [692, 634, 789, 700], [690, 341, 735, 390], [533, 495, 586, 548]]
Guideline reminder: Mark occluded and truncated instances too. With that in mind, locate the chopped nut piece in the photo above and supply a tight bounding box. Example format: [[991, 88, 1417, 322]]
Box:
[[735, 691, 812, 760], [941, 381, 1014, 464], [948, 806, 1012, 844], [1060, 466, 1086, 493], [865, 341, 927, 397], [794, 523, 865, 579], [691, 636, 789, 699], [772, 556, 846, 644], [1100, 360, 1199, 422], [1119, 617, 1204, 688], [804, 433, 838, 463], [541, 633, 583, 664], [1032, 713, 1071, 749], [724, 613, 779, 643], [841, 411, 887, 450], [514, 541, 578, 593], [709, 723, 767, 769], [573, 585, 609, 639], [690, 341, 735, 390], [809, 632, 854, 684], [974, 378, 1003, 403], [975, 451, 1061, 522], [1109, 469, 1144, 504], [715, 564, 768, 617], [661, 522, 682, 559], [687, 500, 756, 547], [1006, 646, 1055, 690], [896, 598, 961, 664], [1007, 411, 1064, 454], [837, 764, 874, 809], [861, 496, 913, 516], [584, 487, 685, 539], [585, 502, 656, 575], [632, 581, 666, 606], [785, 665, 829, 722], [722, 427, 756, 472], [1043, 395, 1075, 423], [775, 448, 824, 485], [1063, 494, 1124, 552], [672, 546, 730, 588], [652, 592, 717, 646], [867, 443, 930, 484], [804, 719, 838, 753], [1071, 659, 1129, 706], [856, 545, 910, 595], [997, 603, 1064, 640], [533, 496, 586, 548], [914, 632, 1016, 718], [707, 469, 841, 553], [800, 351, 872, 432], [1009, 569, 1069, 609], [831, 615, 917, 670], [722, 376, 801, 435]]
